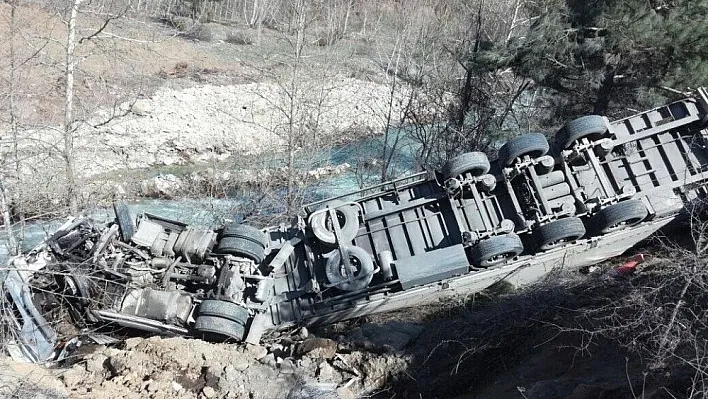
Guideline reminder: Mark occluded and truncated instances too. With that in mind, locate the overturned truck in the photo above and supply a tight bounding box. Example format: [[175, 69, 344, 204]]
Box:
[[5, 88, 708, 362]]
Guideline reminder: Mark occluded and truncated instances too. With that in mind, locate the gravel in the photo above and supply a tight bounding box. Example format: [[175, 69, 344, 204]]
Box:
[[1, 77, 409, 208]]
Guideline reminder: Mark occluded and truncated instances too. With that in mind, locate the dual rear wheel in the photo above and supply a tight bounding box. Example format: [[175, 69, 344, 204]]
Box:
[[193, 300, 249, 342], [216, 223, 267, 264]]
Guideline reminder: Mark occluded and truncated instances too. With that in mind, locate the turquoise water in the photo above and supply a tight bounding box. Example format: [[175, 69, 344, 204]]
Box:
[[0, 130, 422, 264], [314, 127, 420, 198]]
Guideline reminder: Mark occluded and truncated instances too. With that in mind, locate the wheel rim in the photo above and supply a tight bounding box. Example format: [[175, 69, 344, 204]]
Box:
[[325, 210, 347, 233], [484, 251, 516, 266], [603, 216, 644, 233], [459, 167, 487, 178], [541, 236, 577, 250], [339, 256, 362, 279], [518, 149, 545, 161]]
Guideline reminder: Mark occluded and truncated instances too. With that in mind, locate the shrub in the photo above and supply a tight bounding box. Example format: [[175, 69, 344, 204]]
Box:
[[225, 31, 253, 45], [180, 24, 212, 42]]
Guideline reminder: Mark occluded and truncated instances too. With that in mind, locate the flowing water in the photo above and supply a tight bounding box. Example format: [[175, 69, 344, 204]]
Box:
[[0, 130, 421, 265]]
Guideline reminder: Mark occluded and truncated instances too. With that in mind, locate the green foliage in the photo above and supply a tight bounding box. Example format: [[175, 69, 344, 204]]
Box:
[[512, 0, 708, 121]]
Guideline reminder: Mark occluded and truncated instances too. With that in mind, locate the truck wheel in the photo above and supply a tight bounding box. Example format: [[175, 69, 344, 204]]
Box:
[[216, 236, 265, 264], [498, 133, 550, 166], [222, 223, 268, 248], [193, 315, 246, 342], [442, 152, 490, 180], [470, 234, 524, 267], [535, 217, 586, 251], [310, 201, 360, 245], [556, 115, 608, 149], [593, 199, 648, 234], [113, 201, 136, 242], [325, 245, 374, 291], [198, 300, 249, 326]]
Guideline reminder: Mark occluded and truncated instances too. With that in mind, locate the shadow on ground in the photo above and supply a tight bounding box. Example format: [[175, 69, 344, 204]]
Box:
[[323, 250, 701, 399]]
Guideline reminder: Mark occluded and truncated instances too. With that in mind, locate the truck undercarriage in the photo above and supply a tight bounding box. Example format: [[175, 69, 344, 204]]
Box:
[[3, 88, 708, 363]]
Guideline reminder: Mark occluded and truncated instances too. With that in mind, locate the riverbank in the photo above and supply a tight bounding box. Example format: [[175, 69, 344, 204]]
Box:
[[0, 76, 410, 219]]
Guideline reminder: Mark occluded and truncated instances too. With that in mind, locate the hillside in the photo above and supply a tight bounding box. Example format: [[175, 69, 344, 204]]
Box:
[[2, 1, 708, 399]]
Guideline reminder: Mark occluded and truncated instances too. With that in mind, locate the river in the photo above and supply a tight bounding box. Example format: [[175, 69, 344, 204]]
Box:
[[0, 129, 422, 264]]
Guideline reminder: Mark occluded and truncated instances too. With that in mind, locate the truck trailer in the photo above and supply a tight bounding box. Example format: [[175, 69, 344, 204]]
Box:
[[4, 87, 708, 362]]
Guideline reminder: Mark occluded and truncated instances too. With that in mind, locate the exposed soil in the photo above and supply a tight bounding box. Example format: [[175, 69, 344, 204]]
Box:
[[0, 254, 687, 399], [0, 2, 409, 214], [0, 5, 697, 399]]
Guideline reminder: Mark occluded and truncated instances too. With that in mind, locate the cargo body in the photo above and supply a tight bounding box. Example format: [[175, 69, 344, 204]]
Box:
[[4, 88, 708, 361]]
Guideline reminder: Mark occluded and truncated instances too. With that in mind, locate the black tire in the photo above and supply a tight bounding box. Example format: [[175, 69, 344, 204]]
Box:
[[498, 133, 550, 167], [222, 223, 268, 248], [216, 236, 265, 264], [535, 217, 586, 251], [470, 234, 524, 268], [556, 115, 608, 149], [442, 152, 491, 180], [113, 201, 136, 242], [592, 199, 648, 234], [310, 201, 360, 245], [193, 315, 246, 342], [198, 300, 249, 326], [325, 245, 375, 291]]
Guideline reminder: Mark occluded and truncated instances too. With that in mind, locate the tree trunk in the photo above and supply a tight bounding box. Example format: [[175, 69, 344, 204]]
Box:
[[593, 66, 616, 115], [7, 0, 23, 254], [342, 0, 353, 36], [0, 176, 18, 256], [64, 0, 82, 214]]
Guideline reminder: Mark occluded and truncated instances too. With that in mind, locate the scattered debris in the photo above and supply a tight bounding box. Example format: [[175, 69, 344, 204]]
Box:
[[609, 254, 645, 279]]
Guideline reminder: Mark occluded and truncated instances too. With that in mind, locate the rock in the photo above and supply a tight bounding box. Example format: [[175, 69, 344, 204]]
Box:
[[146, 379, 160, 392], [172, 380, 183, 392], [61, 367, 87, 388], [86, 353, 108, 374], [336, 385, 356, 399], [115, 184, 127, 197], [317, 361, 335, 380], [125, 337, 144, 350], [279, 358, 296, 374], [259, 353, 276, 367], [202, 385, 216, 398], [358, 354, 408, 392], [131, 99, 152, 116], [232, 356, 250, 372], [244, 344, 268, 360], [297, 356, 313, 370], [223, 365, 238, 383], [297, 338, 337, 359], [140, 174, 183, 198], [297, 327, 309, 340], [347, 322, 424, 351], [103, 347, 122, 358]]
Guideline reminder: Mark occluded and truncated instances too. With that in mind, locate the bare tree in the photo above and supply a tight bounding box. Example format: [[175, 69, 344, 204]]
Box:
[[1, 0, 27, 254], [62, 0, 82, 214]]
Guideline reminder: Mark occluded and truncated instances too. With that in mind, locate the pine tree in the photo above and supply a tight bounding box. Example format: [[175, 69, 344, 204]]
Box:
[[512, 0, 708, 121]]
